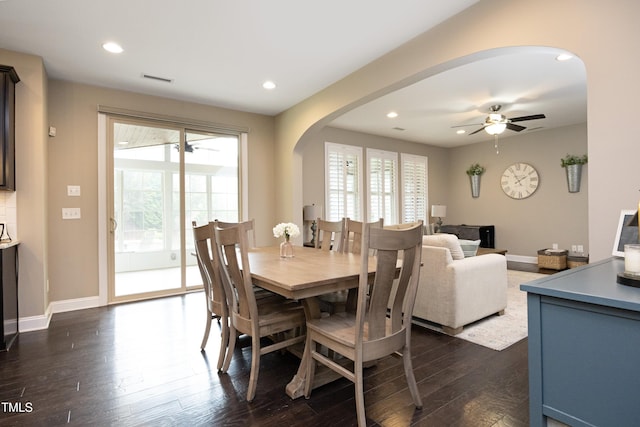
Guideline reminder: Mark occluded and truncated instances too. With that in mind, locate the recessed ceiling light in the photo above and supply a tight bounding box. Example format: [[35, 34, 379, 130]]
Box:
[[456, 129, 466, 135], [556, 53, 573, 61], [262, 81, 276, 90], [102, 42, 124, 54], [386, 111, 398, 118]]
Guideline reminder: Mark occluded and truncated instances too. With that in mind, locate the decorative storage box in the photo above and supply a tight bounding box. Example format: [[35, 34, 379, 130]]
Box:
[[567, 254, 589, 268], [537, 249, 568, 270]]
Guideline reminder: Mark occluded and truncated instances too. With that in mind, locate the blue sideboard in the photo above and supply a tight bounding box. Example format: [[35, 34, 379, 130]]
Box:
[[521, 258, 640, 427]]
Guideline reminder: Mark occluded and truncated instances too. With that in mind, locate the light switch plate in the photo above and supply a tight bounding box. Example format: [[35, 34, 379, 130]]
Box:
[[62, 208, 81, 219], [67, 185, 81, 196]]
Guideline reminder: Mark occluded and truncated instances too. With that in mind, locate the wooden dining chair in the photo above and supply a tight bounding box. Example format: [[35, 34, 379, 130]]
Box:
[[342, 218, 384, 255], [192, 221, 229, 371], [303, 221, 424, 427], [314, 218, 345, 252], [213, 220, 306, 402], [215, 218, 256, 248], [326, 218, 384, 313]]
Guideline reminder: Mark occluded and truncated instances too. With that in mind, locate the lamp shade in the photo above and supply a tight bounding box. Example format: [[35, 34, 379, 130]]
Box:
[[431, 205, 447, 218], [303, 205, 318, 221]]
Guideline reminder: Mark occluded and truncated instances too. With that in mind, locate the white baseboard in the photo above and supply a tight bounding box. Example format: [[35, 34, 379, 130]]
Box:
[[19, 296, 102, 332], [506, 254, 537, 264]]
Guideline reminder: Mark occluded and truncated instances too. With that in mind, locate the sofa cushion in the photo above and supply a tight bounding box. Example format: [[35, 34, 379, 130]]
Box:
[[459, 239, 481, 257], [422, 233, 465, 260]]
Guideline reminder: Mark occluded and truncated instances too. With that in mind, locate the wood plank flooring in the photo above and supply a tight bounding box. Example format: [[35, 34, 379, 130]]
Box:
[[1, 287, 532, 426]]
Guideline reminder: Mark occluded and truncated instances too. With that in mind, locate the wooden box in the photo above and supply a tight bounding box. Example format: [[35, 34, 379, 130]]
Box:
[[537, 249, 568, 270]]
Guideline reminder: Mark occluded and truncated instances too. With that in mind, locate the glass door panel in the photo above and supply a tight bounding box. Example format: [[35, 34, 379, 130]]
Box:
[[183, 130, 239, 289], [112, 121, 182, 299]]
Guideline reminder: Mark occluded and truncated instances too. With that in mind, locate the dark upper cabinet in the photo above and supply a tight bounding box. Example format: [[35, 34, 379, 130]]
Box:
[[0, 65, 19, 191]]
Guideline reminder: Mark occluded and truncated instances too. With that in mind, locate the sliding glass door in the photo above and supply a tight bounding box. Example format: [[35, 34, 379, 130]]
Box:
[[108, 118, 239, 303]]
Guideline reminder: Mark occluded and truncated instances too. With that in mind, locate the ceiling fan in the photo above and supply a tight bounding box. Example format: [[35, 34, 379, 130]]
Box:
[[454, 104, 546, 136]]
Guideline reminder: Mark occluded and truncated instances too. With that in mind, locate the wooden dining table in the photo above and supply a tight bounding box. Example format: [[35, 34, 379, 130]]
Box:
[[247, 244, 379, 399]]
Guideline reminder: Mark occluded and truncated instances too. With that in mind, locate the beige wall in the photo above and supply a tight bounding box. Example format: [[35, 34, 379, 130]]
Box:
[[303, 124, 587, 258], [448, 124, 588, 257], [0, 49, 49, 319], [46, 80, 276, 302], [276, 0, 640, 262]]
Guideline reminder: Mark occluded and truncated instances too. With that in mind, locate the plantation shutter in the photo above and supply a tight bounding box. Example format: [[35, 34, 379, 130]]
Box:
[[401, 153, 428, 223], [367, 149, 398, 224], [325, 142, 363, 221]]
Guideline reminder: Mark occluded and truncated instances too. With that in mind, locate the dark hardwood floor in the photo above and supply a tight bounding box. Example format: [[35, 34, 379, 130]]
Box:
[[0, 270, 538, 426]]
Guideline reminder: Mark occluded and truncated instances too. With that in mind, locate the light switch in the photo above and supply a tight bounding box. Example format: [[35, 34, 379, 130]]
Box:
[[62, 208, 81, 219], [67, 185, 81, 196]]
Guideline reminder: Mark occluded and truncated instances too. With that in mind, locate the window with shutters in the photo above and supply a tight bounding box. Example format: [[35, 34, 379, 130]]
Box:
[[401, 153, 428, 224], [325, 142, 363, 221], [367, 149, 398, 224]]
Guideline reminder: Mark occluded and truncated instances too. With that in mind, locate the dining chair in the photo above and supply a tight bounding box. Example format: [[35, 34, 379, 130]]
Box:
[[213, 220, 307, 402], [192, 221, 229, 371], [314, 218, 345, 252], [215, 218, 256, 248], [329, 218, 384, 313], [342, 218, 384, 255], [303, 221, 424, 427]]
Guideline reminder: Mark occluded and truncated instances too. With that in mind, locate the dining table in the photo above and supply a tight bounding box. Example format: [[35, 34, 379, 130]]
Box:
[[247, 244, 380, 399]]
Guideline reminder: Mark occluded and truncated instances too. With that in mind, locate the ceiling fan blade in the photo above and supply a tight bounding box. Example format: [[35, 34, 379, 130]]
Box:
[[509, 114, 546, 123], [468, 127, 485, 135], [506, 123, 526, 132], [451, 123, 483, 128]]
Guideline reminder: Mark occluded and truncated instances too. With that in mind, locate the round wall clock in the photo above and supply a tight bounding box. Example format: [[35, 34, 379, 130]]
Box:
[[501, 162, 539, 199]]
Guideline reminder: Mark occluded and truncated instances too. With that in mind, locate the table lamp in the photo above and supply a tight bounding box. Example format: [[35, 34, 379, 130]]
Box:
[[303, 205, 318, 246], [431, 205, 447, 233]]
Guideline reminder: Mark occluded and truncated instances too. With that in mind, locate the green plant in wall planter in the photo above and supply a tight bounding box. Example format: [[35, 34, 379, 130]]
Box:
[[561, 154, 587, 193], [466, 163, 485, 198]]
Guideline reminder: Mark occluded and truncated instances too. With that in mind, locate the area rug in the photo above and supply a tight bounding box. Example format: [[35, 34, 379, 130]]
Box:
[[413, 270, 546, 351]]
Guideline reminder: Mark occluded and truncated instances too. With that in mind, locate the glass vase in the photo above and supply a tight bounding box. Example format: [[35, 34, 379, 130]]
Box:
[[280, 237, 294, 258]]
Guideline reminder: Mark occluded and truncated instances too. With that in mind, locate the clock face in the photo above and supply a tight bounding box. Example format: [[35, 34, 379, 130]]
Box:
[[501, 162, 539, 199]]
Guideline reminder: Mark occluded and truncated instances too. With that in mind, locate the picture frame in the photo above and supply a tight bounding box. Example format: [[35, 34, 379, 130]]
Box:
[[612, 209, 639, 257]]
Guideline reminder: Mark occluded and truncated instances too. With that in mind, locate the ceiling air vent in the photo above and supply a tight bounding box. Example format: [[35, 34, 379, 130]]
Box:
[[392, 127, 405, 131], [142, 73, 174, 83]]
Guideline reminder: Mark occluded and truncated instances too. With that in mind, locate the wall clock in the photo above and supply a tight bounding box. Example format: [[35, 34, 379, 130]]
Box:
[[501, 162, 539, 199]]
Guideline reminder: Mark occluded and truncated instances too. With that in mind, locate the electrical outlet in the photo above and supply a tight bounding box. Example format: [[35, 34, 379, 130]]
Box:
[[571, 245, 577, 253], [577, 245, 584, 253], [62, 208, 81, 219]]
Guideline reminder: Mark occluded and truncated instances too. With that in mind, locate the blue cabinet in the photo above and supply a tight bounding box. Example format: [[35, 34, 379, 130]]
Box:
[[522, 258, 640, 426]]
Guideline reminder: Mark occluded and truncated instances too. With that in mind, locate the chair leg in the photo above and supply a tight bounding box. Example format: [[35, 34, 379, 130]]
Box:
[[354, 359, 367, 427], [216, 315, 229, 372], [246, 334, 261, 402], [402, 346, 423, 409], [200, 310, 213, 350], [222, 325, 237, 373]]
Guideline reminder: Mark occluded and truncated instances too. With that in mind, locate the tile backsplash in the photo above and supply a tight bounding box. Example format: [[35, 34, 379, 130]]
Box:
[[0, 191, 17, 240]]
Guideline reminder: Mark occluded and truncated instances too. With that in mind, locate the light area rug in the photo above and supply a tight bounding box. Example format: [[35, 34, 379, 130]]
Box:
[[414, 270, 546, 351]]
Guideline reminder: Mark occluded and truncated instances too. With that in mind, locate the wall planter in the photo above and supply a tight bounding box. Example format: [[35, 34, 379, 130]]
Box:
[[466, 163, 485, 198], [561, 154, 587, 193]]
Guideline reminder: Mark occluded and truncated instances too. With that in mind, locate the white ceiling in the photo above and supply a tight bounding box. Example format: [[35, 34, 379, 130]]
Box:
[[0, 0, 586, 148]]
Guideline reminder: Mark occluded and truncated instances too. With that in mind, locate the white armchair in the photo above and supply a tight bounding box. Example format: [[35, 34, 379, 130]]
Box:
[[413, 234, 507, 335]]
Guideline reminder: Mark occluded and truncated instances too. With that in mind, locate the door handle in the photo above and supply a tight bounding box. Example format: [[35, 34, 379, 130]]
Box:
[[110, 218, 118, 233]]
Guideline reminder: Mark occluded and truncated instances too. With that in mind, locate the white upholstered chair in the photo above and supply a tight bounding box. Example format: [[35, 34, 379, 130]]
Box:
[[413, 233, 508, 335]]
